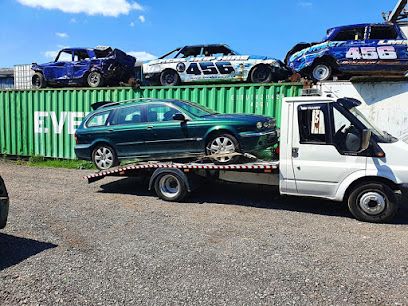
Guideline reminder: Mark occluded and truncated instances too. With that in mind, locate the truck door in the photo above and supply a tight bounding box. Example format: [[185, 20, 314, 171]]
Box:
[[291, 102, 366, 198]]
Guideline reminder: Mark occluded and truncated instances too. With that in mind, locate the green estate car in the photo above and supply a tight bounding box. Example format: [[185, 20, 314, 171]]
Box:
[[74, 99, 278, 170]]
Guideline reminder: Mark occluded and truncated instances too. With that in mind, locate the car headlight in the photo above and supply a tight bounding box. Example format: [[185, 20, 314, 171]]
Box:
[[256, 122, 263, 129]]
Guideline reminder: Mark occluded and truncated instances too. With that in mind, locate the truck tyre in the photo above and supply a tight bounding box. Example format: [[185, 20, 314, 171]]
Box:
[[160, 70, 180, 86], [347, 182, 398, 223], [311, 62, 332, 82], [250, 65, 273, 83], [87, 71, 104, 87], [32, 72, 46, 89], [92, 144, 119, 170], [205, 133, 240, 164], [154, 172, 188, 202]]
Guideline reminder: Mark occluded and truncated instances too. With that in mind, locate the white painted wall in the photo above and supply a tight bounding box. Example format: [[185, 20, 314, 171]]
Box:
[[316, 81, 408, 137]]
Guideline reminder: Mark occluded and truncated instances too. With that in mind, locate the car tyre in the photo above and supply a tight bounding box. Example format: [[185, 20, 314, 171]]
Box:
[[32, 72, 46, 89], [250, 65, 274, 83], [92, 144, 119, 170], [160, 70, 180, 86], [347, 182, 398, 223], [154, 172, 188, 202], [311, 62, 332, 82], [87, 71, 104, 88], [205, 133, 241, 164]]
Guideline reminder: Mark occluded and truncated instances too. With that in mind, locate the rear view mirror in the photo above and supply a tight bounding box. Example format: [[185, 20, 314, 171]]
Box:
[[359, 129, 372, 152], [173, 113, 186, 121]]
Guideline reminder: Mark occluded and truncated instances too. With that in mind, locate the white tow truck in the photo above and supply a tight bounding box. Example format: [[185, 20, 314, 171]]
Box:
[[86, 93, 408, 223]]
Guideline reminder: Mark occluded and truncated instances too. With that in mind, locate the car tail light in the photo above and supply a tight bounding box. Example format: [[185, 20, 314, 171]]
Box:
[[275, 146, 280, 155]]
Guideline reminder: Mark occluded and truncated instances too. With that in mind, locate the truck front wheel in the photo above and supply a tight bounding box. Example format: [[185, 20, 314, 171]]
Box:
[[347, 182, 398, 223]]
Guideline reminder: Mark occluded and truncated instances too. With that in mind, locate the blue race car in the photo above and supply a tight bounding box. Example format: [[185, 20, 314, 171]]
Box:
[[286, 23, 408, 81], [32, 47, 136, 88]]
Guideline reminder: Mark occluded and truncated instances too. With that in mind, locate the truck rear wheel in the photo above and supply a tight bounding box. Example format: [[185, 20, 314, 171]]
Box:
[[347, 182, 398, 223], [154, 172, 188, 202]]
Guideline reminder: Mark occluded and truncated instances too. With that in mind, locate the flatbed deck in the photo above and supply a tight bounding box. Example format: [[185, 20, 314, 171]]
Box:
[[85, 161, 280, 183]]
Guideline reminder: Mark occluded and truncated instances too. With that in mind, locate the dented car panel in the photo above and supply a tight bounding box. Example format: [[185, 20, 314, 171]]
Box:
[[287, 23, 408, 78], [32, 47, 136, 87], [143, 44, 290, 85]]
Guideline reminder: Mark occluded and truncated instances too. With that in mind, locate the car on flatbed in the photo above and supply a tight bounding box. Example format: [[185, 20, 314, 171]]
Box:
[[286, 23, 408, 81], [143, 44, 290, 86], [0, 176, 9, 229], [32, 47, 136, 88], [74, 99, 278, 170]]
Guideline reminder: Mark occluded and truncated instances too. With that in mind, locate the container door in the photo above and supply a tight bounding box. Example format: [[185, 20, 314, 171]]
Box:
[[291, 102, 366, 198]]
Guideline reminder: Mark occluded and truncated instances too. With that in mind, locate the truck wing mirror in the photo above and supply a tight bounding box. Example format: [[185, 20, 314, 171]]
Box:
[[358, 129, 371, 152]]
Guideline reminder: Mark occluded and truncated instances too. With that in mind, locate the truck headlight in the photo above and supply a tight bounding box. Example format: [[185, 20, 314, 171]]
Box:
[[256, 122, 263, 129]]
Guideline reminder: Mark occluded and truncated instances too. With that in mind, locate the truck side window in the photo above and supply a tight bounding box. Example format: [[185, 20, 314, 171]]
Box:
[[332, 107, 361, 152], [298, 104, 328, 144]]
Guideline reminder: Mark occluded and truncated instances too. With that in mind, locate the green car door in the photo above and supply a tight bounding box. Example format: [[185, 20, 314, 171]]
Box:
[[108, 104, 154, 158], [144, 103, 203, 156]]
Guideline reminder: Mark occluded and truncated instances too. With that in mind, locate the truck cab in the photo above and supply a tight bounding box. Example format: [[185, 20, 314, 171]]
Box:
[[279, 95, 408, 222]]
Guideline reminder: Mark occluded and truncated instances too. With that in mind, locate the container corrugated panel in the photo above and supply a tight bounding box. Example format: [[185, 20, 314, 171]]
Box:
[[0, 83, 302, 159]]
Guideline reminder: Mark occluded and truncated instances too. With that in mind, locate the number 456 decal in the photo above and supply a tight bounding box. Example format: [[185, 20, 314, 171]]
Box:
[[346, 46, 397, 60], [186, 62, 235, 75]]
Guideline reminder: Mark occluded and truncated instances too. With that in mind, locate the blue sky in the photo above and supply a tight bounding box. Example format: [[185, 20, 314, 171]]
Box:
[[0, 0, 396, 67]]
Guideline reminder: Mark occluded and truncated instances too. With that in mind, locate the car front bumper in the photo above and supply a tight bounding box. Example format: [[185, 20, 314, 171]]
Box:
[[239, 129, 279, 152]]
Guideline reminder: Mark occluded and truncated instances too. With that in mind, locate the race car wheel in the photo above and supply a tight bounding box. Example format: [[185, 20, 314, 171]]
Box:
[[92, 144, 119, 170], [347, 182, 398, 223], [311, 63, 332, 82], [205, 133, 240, 164], [250, 65, 273, 83], [32, 72, 46, 89], [87, 71, 104, 88], [160, 70, 180, 86]]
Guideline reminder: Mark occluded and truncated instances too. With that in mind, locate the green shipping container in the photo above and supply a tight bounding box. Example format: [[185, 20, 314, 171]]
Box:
[[0, 83, 302, 159]]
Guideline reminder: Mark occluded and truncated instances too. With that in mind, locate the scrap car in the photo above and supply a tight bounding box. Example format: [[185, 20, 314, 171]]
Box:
[[74, 99, 278, 169], [143, 44, 290, 86], [32, 47, 136, 88], [286, 23, 408, 81]]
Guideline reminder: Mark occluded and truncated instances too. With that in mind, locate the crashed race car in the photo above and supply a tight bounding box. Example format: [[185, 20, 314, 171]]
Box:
[[32, 47, 136, 88], [286, 23, 408, 81], [143, 44, 290, 86]]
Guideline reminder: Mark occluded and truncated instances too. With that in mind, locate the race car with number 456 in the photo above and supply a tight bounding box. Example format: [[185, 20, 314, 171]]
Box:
[[143, 44, 290, 86], [286, 23, 408, 81]]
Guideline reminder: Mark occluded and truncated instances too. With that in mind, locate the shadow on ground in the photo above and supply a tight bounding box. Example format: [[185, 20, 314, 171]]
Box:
[[0, 234, 57, 271], [100, 177, 408, 224]]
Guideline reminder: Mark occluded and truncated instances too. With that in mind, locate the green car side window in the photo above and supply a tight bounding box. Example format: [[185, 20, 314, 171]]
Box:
[[146, 104, 180, 122], [87, 111, 110, 127], [111, 105, 144, 125]]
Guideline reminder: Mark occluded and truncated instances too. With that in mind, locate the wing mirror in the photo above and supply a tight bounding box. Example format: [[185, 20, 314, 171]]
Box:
[[173, 113, 187, 121], [358, 129, 372, 152]]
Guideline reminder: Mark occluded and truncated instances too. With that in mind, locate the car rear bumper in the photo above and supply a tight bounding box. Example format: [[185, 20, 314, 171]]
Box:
[[75, 145, 92, 161]]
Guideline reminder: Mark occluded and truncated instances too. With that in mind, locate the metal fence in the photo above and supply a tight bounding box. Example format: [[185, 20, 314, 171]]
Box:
[[14, 64, 33, 90], [0, 83, 303, 159]]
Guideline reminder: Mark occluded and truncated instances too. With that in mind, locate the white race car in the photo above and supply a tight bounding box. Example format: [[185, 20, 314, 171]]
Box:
[[143, 44, 290, 86]]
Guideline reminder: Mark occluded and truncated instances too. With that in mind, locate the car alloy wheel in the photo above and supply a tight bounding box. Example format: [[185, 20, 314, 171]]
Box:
[[160, 70, 180, 86], [93, 146, 115, 170], [87, 71, 103, 87], [207, 135, 237, 163], [312, 64, 332, 82], [251, 65, 273, 83]]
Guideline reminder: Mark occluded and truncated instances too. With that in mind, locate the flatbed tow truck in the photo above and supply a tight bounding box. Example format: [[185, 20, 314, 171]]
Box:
[[86, 94, 408, 223]]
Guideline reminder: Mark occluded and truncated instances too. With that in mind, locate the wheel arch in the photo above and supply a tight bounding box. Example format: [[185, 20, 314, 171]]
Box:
[[90, 140, 117, 156], [204, 127, 238, 146], [342, 176, 400, 202]]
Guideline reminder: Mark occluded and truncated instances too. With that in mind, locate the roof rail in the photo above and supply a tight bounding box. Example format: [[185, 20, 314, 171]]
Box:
[[91, 98, 165, 110]]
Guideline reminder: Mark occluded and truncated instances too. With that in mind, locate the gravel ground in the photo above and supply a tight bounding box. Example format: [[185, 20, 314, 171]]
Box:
[[0, 161, 407, 305]]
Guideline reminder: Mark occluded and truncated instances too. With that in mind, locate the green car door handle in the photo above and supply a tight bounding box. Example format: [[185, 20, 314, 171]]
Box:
[[147, 125, 154, 130]]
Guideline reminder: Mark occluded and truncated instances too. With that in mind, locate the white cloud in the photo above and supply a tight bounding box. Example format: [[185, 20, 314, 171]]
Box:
[[138, 15, 145, 23], [130, 21, 135, 27], [70, 17, 77, 23], [127, 51, 156, 62], [56, 32, 69, 38], [298, 1, 312, 7], [43, 50, 59, 59], [17, 0, 144, 17]]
